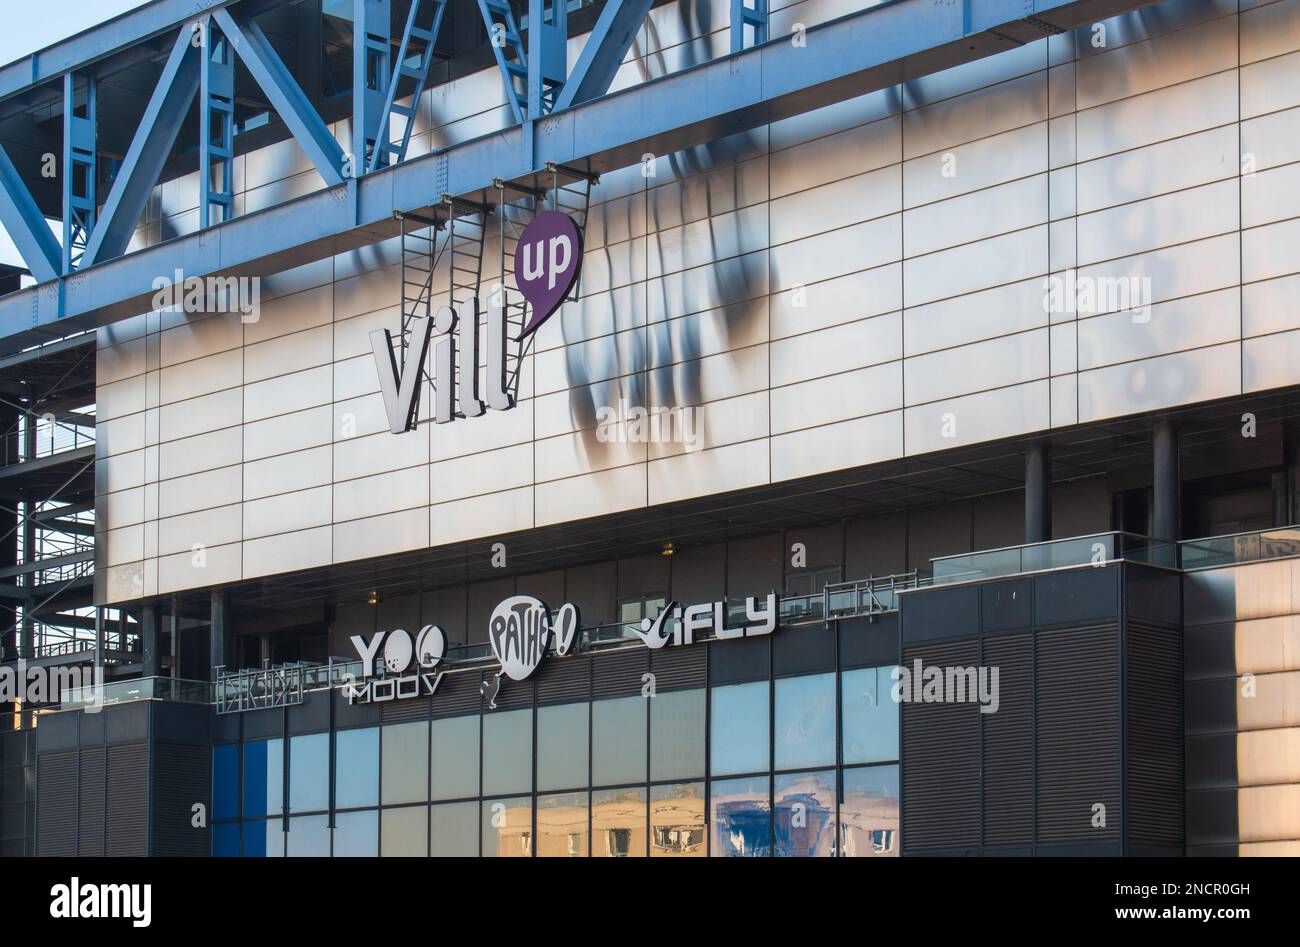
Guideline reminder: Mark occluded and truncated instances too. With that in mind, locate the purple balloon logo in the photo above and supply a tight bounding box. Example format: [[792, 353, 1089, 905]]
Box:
[[516, 210, 583, 339]]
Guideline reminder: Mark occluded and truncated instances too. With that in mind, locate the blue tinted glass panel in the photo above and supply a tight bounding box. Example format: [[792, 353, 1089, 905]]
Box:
[[381, 722, 428, 805], [289, 733, 329, 813], [710, 682, 769, 776], [213, 821, 240, 857], [841, 667, 900, 764], [710, 775, 771, 857], [650, 688, 705, 781], [335, 727, 379, 809], [482, 710, 532, 796], [591, 695, 646, 786], [431, 714, 480, 800], [431, 801, 478, 856], [774, 673, 836, 770], [382, 806, 428, 856], [242, 819, 283, 857], [840, 764, 900, 857], [333, 809, 378, 856], [774, 770, 836, 857], [537, 703, 589, 792], [242, 738, 283, 818], [287, 814, 330, 856], [213, 744, 239, 821]]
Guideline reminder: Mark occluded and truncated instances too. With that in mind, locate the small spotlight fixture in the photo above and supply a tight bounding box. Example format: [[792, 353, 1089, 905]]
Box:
[[661, 541, 675, 557], [367, 591, 378, 606]]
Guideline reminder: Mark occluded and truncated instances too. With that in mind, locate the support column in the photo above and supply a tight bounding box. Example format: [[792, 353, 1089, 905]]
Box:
[[1153, 420, 1180, 541], [141, 603, 160, 677], [1025, 443, 1052, 544], [210, 589, 230, 680], [1272, 471, 1290, 528]]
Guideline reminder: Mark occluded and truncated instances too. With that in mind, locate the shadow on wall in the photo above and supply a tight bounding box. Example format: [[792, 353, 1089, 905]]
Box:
[[566, 0, 768, 462]]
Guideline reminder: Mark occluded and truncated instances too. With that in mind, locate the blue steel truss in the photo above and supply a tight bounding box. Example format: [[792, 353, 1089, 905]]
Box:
[[0, 0, 1155, 351], [61, 73, 97, 272]]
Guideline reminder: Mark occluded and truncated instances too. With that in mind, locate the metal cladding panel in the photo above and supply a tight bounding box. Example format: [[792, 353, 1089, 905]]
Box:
[[151, 743, 210, 856], [77, 748, 105, 857], [839, 613, 900, 669], [981, 632, 1033, 848], [591, 647, 649, 698], [1125, 619, 1184, 851], [901, 638, 982, 854], [649, 644, 706, 691], [1035, 624, 1122, 846], [380, 696, 434, 723], [773, 623, 835, 676], [105, 743, 149, 857], [430, 668, 483, 717], [35, 749, 77, 857], [536, 654, 592, 704]]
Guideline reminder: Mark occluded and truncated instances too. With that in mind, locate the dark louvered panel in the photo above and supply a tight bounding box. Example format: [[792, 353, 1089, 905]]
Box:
[[592, 648, 649, 698], [432, 669, 483, 717], [78, 748, 105, 856], [1035, 625, 1120, 845], [36, 750, 77, 856], [901, 639, 981, 853], [981, 633, 1032, 847], [1126, 620, 1183, 849], [491, 672, 534, 708], [536, 656, 591, 704], [106, 743, 149, 857], [650, 646, 706, 691], [151, 744, 210, 856], [381, 696, 432, 723]]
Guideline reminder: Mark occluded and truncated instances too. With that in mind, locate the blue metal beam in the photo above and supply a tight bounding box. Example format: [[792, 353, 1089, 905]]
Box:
[[214, 6, 347, 187], [0, 0, 1162, 351], [0, 143, 61, 283], [730, 0, 769, 53], [61, 73, 98, 273], [353, 0, 392, 176], [200, 20, 237, 228], [81, 25, 200, 268], [552, 0, 654, 112], [367, 0, 450, 172], [527, 0, 568, 121], [476, 0, 530, 125]]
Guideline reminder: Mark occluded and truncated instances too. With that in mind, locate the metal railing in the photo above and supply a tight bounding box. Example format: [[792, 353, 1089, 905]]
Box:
[[929, 531, 1178, 584], [61, 675, 213, 708], [1179, 525, 1300, 570]]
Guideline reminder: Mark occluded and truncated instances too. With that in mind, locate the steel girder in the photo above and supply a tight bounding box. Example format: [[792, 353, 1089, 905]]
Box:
[[0, 0, 1162, 352]]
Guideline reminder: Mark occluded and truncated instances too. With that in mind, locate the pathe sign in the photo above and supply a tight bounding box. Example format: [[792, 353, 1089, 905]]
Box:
[[369, 210, 583, 434], [343, 591, 780, 707]]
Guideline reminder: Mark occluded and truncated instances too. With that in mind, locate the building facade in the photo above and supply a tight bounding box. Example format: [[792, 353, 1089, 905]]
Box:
[[1, 0, 1299, 855]]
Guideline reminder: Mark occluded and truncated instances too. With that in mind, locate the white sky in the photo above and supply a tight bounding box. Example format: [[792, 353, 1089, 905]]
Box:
[[0, 0, 151, 269]]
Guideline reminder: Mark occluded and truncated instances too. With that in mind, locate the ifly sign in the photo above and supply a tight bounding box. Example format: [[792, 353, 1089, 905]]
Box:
[[370, 210, 583, 434]]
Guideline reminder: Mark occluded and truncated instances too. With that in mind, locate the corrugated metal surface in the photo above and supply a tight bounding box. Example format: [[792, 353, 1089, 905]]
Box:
[[105, 743, 149, 857], [981, 633, 1032, 847], [536, 655, 591, 704], [651, 646, 707, 691], [380, 696, 433, 723], [77, 747, 105, 856], [35, 750, 77, 856], [1035, 624, 1121, 845], [151, 743, 210, 856], [1126, 619, 1184, 848], [592, 648, 650, 698], [901, 639, 981, 853], [431, 669, 483, 717]]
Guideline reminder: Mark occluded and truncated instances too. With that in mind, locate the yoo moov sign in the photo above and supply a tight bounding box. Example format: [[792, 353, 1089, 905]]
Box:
[[368, 210, 583, 435], [343, 591, 779, 707]]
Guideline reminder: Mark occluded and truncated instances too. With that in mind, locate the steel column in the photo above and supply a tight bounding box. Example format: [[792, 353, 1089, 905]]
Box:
[[1025, 443, 1051, 544], [552, 0, 654, 112], [141, 603, 160, 677], [730, 0, 769, 53], [353, 0, 392, 175], [1153, 420, 1180, 542], [200, 20, 237, 228], [61, 72, 97, 272]]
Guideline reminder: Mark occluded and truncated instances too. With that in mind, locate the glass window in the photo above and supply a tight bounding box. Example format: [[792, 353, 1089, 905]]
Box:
[[288, 733, 328, 813], [592, 695, 647, 786], [841, 666, 900, 764], [840, 764, 900, 857], [382, 806, 428, 856], [710, 775, 771, 857], [334, 809, 378, 856], [650, 688, 705, 781], [481, 797, 532, 858], [431, 715, 480, 800], [592, 786, 646, 857], [537, 792, 589, 857], [213, 821, 240, 857], [774, 770, 836, 857], [482, 709, 532, 796], [334, 728, 378, 809], [537, 703, 589, 792], [286, 814, 330, 856], [213, 744, 239, 821], [650, 783, 705, 857], [242, 819, 283, 857], [381, 722, 428, 805], [774, 673, 836, 770], [710, 681, 769, 776], [242, 738, 283, 818], [431, 800, 479, 857]]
